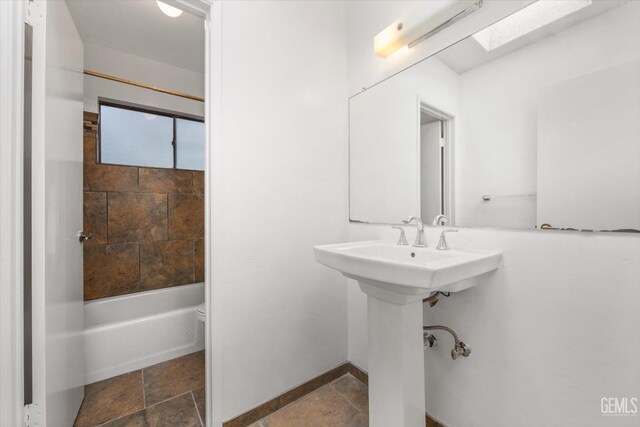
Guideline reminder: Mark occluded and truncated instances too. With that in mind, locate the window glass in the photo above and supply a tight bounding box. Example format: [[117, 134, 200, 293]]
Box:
[[100, 105, 174, 168], [176, 118, 205, 171]]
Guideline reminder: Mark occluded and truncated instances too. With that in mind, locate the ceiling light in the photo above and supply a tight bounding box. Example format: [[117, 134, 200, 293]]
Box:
[[156, 0, 183, 18], [473, 0, 592, 51]]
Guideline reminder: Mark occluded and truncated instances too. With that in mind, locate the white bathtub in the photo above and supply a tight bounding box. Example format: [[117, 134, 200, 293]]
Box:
[[84, 282, 204, 384]]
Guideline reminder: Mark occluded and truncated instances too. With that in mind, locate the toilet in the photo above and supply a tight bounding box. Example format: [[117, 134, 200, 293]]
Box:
[[196, 303, 206, 323], [196, 303, 206, 344]]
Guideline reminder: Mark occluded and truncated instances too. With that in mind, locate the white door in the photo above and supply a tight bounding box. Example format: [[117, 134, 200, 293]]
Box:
[[28, 0, 85, 425]]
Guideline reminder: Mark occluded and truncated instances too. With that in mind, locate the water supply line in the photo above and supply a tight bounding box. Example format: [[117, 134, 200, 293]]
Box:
[[423, 325, 472, 360], [423, 291, 450, 307]]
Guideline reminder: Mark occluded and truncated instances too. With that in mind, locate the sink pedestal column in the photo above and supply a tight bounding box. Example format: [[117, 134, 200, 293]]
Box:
[[362, 282, 425, 427]]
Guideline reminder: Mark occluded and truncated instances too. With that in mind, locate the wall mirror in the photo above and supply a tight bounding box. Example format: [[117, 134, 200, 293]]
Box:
[[349, 0, 640, 232]]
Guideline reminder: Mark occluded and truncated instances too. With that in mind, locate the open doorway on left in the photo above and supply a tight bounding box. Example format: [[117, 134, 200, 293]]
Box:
[[25, 1, 207, 425]]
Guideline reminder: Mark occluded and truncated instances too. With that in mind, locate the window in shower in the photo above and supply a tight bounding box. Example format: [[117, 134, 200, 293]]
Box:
[[98, 100, 204, 171]]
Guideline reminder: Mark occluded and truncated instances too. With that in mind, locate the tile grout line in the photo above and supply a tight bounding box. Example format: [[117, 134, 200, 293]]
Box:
[[141, 369, 147, 408], [191, 390, 204, 427], [328, 376, 367, 416], [90, 371, 146, 427], [96, 391, 200, 427], [93, 390, 199, 427], [146, 390, 197, 414]]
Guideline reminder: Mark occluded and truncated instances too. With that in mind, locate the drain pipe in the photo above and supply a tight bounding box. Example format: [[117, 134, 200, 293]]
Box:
[[423, 325, 472, 360]]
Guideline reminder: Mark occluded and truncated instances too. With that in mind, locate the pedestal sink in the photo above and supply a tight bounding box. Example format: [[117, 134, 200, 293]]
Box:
[[313, 240, 501, 427]]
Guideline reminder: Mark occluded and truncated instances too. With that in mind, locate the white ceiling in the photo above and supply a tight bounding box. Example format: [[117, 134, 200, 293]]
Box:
[[66, 0, 204, 73]]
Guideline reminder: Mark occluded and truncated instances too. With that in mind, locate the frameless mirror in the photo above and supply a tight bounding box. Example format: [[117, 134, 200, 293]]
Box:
[[349, 0, 640, 232]]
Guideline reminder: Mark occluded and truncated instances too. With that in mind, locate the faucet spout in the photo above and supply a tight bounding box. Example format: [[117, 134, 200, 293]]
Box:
[[402, 216, 427, 247], [432, 214, 450, 226]]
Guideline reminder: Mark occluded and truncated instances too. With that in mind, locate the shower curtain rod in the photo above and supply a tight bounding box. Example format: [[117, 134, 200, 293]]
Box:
[[83, 69, 205, 102]]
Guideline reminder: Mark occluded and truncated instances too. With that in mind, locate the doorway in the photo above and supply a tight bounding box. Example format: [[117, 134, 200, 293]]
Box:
[[419, 102, 454, 225], [13, 1, 214, 426]]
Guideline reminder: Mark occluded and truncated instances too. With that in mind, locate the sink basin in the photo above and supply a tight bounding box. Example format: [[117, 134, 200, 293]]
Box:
[[314, 239, 502, 426], [314, 240, 502, 302]]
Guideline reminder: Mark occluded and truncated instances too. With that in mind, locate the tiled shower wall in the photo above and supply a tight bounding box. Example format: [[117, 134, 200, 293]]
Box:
[[82, 112, 204, 301]]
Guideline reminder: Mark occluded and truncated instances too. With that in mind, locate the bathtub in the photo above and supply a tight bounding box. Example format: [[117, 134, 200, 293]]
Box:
[[84, 282, 204, 384]]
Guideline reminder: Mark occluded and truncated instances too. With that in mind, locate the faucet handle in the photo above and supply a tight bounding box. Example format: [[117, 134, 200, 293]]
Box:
[[436, 229, 458, 251], [432, 214, 450, 226], [402, 216, 416, 225], [392, 227, 409, 246]]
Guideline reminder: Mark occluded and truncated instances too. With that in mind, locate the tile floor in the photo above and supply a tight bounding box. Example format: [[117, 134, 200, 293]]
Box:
[[74, 351, 205, 427], [74, 351, 443, 427], [247, 373, 444, 427], [248, 374, 369, 427]]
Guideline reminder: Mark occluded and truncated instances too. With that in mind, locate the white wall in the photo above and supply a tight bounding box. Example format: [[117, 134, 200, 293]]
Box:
[[213, 1, 349, 422], [349, 56, 459, 224], [537, 60, 640, 230], [346, 1, 640, 426], [83, 43, 203, 116], [348, 224, 640, 427], [456, 3, 640, 229]]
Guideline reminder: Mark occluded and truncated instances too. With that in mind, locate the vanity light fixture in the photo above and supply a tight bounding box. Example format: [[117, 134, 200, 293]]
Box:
[[156, 0, 183, 18], [473, 0, 592, 52], [374, 0, 483, 58]]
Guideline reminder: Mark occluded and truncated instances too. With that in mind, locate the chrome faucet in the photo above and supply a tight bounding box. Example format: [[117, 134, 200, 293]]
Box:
[[432, 214, 450, 226], [392, 227, 409, 245], [402, 216, 427, 247], [435, 229, 458, 250]]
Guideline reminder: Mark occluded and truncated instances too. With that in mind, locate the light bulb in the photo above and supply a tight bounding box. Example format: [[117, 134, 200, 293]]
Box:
[[156, 0, 183, 18]]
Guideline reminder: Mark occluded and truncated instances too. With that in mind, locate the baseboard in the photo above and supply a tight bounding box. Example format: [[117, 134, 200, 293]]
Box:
[[222, 361, 444, 427]]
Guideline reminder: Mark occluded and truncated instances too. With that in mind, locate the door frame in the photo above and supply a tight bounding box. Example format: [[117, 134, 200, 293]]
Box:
[[167, 2, 220, 425], [0, 0, 26, 425], [148, 1, 222, 426], [417, 98, 456, 225], [0, 0, 220, 426]]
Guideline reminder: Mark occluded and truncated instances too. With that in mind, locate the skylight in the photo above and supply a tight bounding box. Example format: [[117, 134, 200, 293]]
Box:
[[472, 0, 592, 51]]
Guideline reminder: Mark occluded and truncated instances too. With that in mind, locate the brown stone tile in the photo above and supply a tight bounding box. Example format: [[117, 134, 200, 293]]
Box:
[[143, 351, 205, 407], [194, 239, 205, 283], [84, 243, 139, 300], [168, 194, 204, 240], [101, 393, 201, 427], [73, 370, 144, 427], [192, 388, 206, 424], [330, 374, 369, 415], [84, 192, 107, 245], [258, 385, 367, 427], [84, 134, 98, 166], [84, 163, 138, 192], [99, 411, 148, 427], [138, 168, 193, 194], [193, 172, 204, 195], [108, 192, 167, 244], [140, 240, 194, 291], [84, 111, 98, 122]]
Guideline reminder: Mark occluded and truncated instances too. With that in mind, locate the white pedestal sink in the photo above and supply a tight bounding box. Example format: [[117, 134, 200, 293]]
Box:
[[313, 240, 501, 427]]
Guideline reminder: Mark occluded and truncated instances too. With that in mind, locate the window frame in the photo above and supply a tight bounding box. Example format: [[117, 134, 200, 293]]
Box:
[[97, 98, 205, 171]]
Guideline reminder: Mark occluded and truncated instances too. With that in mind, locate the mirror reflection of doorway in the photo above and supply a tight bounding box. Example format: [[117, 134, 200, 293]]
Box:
[[419, 103, 452, 225]]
